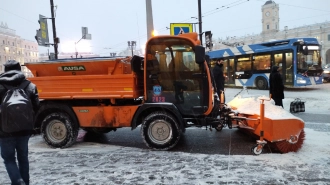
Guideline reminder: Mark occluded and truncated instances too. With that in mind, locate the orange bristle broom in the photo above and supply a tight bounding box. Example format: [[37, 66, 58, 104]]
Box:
[[273, 129, 305, 153]]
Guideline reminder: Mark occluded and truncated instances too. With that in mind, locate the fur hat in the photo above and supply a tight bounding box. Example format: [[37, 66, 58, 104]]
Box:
[[4, 60, 21, 72]]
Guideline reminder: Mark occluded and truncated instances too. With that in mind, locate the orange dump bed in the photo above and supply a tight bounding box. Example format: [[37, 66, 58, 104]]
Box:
[[25, 57, 132, 76], [25, 57, 144, 100]]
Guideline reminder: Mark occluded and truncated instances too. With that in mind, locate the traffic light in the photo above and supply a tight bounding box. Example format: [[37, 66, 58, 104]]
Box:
[[35, 14, 49, 46], [205, 31, 213, 50]]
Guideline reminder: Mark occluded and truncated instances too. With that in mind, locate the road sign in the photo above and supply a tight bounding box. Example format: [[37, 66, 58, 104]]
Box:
[[35, 14, 50, 47], [170, 23, 193, 35]]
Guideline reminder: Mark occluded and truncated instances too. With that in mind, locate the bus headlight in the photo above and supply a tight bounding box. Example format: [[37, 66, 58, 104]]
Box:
[[296, 77, 307, 84]]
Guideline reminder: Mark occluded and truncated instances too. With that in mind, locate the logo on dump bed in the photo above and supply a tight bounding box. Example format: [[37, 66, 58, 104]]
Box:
[[59, 65, 86, 71]]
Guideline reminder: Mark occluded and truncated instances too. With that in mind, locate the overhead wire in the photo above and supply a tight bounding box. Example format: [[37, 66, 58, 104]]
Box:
[[213, 0, 330, 36], [105, 0, 251, 53], [1, 1, 329, 55]]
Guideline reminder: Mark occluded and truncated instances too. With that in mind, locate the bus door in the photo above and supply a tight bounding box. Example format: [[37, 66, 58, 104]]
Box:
[[273, 51, 293, 85], [224, 58, 235, 85], [284, 51, 293, 84]]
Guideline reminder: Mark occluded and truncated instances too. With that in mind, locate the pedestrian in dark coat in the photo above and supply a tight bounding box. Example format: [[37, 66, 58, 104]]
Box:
[[0, 60, 40, 185], [269, 65, 284, 107], [213, 58, 225, 103]]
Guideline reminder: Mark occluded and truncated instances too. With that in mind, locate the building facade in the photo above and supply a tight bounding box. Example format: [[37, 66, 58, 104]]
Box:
[[214, 0, 330, 65], [0, 22, 39, 74], [262, 0, 280, 34]]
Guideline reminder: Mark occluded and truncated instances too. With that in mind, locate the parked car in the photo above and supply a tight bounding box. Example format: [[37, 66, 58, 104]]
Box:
[[323, 64, 330, 82]]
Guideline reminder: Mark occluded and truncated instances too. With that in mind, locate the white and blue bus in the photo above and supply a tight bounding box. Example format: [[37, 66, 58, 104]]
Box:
[[207, 38, 323, 89]]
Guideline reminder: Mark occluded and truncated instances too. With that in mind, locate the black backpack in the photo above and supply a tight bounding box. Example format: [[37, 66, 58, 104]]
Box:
[[1, 80, 34, 133]]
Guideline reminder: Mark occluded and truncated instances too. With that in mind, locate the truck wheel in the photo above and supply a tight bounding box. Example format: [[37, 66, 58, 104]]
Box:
[[141, 111, 181, 150], [41, 112, 79, 148], [256, 77, 268, 90]]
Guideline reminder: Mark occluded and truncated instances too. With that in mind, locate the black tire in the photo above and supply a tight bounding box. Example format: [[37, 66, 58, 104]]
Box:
[[41, 112, 79, 148], [215, 125, 223, 131], [215, 120, 224, 131], [256, 77, 268, 90], [141, 111, 181, 150]]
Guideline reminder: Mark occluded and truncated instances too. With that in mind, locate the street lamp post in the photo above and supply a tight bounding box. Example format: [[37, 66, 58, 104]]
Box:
[[191, 17, 198, 32], [128, 41, 136, 57]]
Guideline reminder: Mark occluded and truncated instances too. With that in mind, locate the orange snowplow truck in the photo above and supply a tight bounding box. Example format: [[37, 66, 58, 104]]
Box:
[[26, 33, 223, 150]]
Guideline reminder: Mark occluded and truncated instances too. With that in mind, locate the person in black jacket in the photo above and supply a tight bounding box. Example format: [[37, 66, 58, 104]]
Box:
[[213, 58, 225, 103], [0, 60, 39, 185], [269, 65, 284, 107]]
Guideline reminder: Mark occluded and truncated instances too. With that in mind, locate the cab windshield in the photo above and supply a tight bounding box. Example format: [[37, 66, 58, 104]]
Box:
[[146, 38, 199, 72]]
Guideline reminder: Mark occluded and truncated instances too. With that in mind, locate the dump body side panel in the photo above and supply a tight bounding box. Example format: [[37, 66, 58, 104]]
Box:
[[30, 74, 142, 99], [72, 105, 140, 128]]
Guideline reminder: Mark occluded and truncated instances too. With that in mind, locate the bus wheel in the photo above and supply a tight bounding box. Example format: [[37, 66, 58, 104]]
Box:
[[256, 77, 268, 90], [41, 112, 79, 148], [141, 111, 181, 150]]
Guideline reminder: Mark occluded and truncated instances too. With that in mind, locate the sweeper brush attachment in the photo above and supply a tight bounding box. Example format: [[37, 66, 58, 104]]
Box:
[[273, 129, 305, 153], [227, 95, 306, 155]]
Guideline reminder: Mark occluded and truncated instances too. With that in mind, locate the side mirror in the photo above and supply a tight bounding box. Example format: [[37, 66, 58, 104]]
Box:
[[131, 55, 144, 72], [194, 45, 205, 64], [303, 46, 309, 55]]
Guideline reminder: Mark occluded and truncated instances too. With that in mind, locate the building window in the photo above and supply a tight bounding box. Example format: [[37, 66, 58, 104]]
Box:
[[12, 42, 14, 46], [267, 25, 269, 30], [328, 34, 330, 41], [2, 40, 4, 44]]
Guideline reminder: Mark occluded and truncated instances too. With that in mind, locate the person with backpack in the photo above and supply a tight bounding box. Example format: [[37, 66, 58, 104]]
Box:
[[0, 60, 39, 185]]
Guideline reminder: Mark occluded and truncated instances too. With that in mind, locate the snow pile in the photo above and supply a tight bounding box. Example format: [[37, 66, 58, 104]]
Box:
[[227, 95, 303, 121]]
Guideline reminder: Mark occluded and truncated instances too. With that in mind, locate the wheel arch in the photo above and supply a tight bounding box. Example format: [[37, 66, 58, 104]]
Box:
[[131, 103, 185, 132], [35, 101, 79, 133]]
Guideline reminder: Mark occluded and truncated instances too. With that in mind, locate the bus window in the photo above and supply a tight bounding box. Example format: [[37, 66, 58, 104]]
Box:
[[274, 53, 283, 69], [237, 56, 251, 71], [253, 54, 271, 70], [227, 58, 235, 84]]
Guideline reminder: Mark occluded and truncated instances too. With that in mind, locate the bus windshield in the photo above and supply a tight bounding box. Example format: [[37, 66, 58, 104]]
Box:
[[297, 49, 322, 72]]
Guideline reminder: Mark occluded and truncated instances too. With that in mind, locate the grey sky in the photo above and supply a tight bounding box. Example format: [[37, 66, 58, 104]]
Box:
[[1, 0, 329, 56]]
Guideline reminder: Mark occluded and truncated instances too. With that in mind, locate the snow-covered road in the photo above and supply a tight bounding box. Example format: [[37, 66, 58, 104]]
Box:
[[1, 84, 329, 184]]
